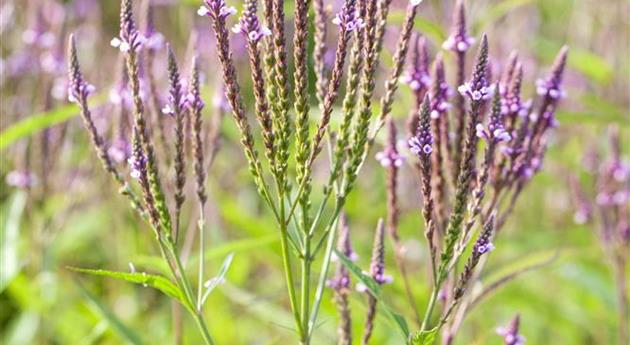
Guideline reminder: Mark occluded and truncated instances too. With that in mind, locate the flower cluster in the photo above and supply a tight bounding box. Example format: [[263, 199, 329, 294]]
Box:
[[375, 142, 406, 168], [442, 0, 475, 52], [331, 6, 364, 32], [476, 87, 512, 143], [429, 57, 451, 119], [458, 82, 494, 101], [535, 77, 565, 99], [67, 53, 95, 104], [197, 0, 237, 20], [127, 152, 147, 180], [409, 115, 434, 157], [496, 315, 526, 345], [232, 0, 271, 43], [402, 36, 431, 92]]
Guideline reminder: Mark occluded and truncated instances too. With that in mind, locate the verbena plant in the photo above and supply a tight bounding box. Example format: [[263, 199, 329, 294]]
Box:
[[570, 125, 629, 345], [67, 0, 568, 344]]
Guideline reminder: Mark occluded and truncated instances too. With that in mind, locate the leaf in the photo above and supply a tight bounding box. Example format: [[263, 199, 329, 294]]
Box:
[[0, 191, 27, 292], [68, 267, 190, 311], [409, 327, 439, 345], [0, 99, 93, 150], [333, 249, 381, 297], [382, 305, 410, 339], [74, 280, 145, 345], [203, 253, 234, 297], [335, 249, 411, 339]]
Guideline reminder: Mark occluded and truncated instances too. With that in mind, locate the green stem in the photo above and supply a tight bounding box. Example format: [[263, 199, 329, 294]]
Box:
[[307, 200, 344, 338], [278, 199, 305, 339], [197, 205, 205, 310], [165, 240, 216, 345], [300, 242, 311, 343], [420, 286, 440, 331]]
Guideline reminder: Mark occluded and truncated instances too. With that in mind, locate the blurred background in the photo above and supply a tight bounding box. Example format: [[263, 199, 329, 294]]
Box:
[[0, 0, 628, 344]]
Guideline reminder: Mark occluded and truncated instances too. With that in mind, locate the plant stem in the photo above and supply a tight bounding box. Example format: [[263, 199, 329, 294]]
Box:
[[300, 243, 311, 344], [308, 200, 344, 338], [278, 198, 305, 340], [197, 205, 205, 310], [421, 285, 440, 331]]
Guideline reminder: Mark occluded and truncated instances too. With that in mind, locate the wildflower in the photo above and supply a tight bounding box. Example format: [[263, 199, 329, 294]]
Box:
[[476, 87, 512, 143], [402, 36, 431, 92], [67, 49, 96, 104], [458, 82, 494, 101], [5, 170, 37, 189], [128, 153, 147, 180], [357, 219, 392, 293], [231, 0, 271, 43], [375, 147, 406, 168], [331, 7, 364, 32], [408, 98, 433, 157], [496, 315, 526, 345], [198, 0, 237, 19], [112, 0, 146, 53], [442, 0, 475, 52], [328, 215, 357, 291]]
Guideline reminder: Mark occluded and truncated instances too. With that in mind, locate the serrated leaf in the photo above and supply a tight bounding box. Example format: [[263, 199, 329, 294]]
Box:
[[74, 281, 145, 345], [409, 327, 438, 345], [68, 267, 190, 311]]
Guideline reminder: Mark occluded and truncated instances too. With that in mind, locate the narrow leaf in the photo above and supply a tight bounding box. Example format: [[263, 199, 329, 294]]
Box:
[[334, 249, 382, 297], [1, 191, 27, 291], [409, 327, 439, 345], [68, 267, 190, 311], [74, 280, 145, 345]]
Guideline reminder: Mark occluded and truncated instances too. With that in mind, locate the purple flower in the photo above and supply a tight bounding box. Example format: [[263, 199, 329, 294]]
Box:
[[198, 0, 237, 19], [357, 219, 392, 293], [402, 36, 431, 92], [327, 215, 357, 292], [409, 101, 434, 158], [67, 57, 95, 104], [331, 2, 364, 32], [496, 315, 526, 345], [231, 0, 271, 43], [442, 0, 475, 52], [476, 88, 512, 143], [5, 170, 37, 189], [375, 141, 406, 168], [113, 0, 146, 53], [430, 56, 451, 119], [535, 78, 565, 99], [458, 82, 494, 101], [127, 153, 147, 180]]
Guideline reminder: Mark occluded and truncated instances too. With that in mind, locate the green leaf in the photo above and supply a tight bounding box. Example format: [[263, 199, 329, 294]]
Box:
[[335, 249, 411, 339], [74, 280, 145, 345], [68, 267, 190, 311], [202, 253, 234, 298], [409, 327, 439, 345], [1, 191, 27, 292], [0, 98, 95, 150], [333, 249, 381, 297]]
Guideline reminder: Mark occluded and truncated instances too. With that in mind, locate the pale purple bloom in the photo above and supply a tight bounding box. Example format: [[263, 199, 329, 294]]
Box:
[[5, 170, 37, 189], [127, 153, 147, 180], [375, 146, 406, 168], [536, 78, 565, 99], [231, 3, 272, 43], [67, 79, 95, 104], [458, 82, 494, 101], [496, 315, 525, 345], [198, 0, 237, 19]]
